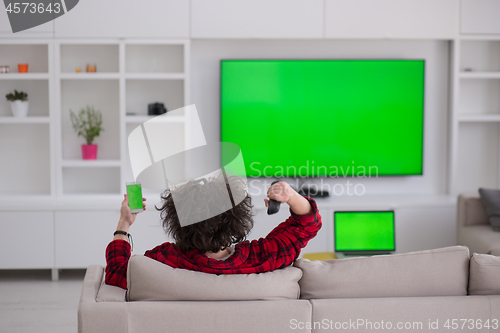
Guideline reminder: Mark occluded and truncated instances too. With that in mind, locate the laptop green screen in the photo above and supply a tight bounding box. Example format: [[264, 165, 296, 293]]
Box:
[[334, 211, 395, 253]]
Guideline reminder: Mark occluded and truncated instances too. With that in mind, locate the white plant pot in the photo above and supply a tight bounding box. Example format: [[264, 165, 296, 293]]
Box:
[[10, 100, 29, 117]]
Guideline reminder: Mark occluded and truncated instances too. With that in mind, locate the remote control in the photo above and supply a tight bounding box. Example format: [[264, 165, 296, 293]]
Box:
[[267, 180, 281, 215]]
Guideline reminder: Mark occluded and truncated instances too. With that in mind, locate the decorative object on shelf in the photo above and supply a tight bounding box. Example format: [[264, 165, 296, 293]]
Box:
[[464, 68, 473, 72], [478, 188, 500, 231], [148, 102, 167, 115], [70, 105, 104, 160], [76, 67, 81, 73], [0, 65, 9, 73], [86, 64, 97, 73], [17, 64, 28, 73], [6, 90, 29, 117]]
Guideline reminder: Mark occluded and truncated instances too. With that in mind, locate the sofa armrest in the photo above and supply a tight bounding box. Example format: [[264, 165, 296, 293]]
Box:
[[78, 265, 127, 333], [457, 193, 489, 229], [79, 265, 103, 304]]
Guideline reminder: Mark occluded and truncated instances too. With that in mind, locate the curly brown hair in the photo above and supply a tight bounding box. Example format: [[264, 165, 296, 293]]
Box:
[[156, 176, 254, 253]]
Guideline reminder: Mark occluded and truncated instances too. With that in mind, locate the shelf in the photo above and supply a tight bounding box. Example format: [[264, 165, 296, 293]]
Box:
[[125, 73, 185, 80], [60, 73, 120, 80], [250, 192, 457, 211], [61, 79, 120, 161], [60, 44, 119, 74], [460, 40, 500, 73], [62, 167, 121, 195], [459, 72, 500, 79], [458, 114, 500, 122], [0, 116, 49, 123], [456, 122, 499, 193], [0, 80, 50, 117], [0, 193, 455, 212], [61, 159, 121, 167], [0, 44, 49, 73], [0, 73, 49, 80], [460, 35, 500, 41], [125, 115, 185, 123], [125, 79, 185, 115], [0, 194, 163, 211], [125, 44, 184, 73], [0, 124, 51, 195], [458, 79, 500, 115]]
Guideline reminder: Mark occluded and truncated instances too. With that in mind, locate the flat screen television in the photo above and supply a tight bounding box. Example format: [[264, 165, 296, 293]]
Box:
[[220, 59, 425, 177], [334, 211, 395, 254]]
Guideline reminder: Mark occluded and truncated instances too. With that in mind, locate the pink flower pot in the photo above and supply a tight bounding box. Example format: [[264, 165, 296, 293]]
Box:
[[82, 144, 98, 160]]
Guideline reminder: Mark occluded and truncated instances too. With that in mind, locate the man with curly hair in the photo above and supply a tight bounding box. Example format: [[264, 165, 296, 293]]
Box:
[[105, 178, 322, 289]]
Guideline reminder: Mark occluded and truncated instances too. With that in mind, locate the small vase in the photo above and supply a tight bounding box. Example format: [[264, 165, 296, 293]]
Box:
[[82, 144, 98, 160], [18, 64, 28, 73], [10, 100, 29, 117]]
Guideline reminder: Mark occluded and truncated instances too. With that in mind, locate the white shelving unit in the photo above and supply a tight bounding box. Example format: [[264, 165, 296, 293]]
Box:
[[61, 159, 122, 167], [125, 115, 186, 124], [0, 38, 190, 276], [449, 35, 500, 194], [54, 39, 190, 197], [0, 73, 50, 80], [0, 40, 55, 197], [0, 116, 50, 123], [55, 39, 121, 197]]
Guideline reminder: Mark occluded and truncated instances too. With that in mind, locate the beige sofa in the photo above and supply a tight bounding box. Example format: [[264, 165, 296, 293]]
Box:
[[79, 246, 500, 333], [458, 193, 500, 256]]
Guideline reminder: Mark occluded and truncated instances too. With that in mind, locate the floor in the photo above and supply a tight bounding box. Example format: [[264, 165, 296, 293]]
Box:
[[0, 269, 85, 333]]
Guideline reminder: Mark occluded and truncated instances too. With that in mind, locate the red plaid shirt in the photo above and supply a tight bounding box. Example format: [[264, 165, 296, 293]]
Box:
[[105, 197, 321, 289]]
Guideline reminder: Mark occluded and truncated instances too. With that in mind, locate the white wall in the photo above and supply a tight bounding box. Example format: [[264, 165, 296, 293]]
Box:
[[190, 39, 454, 254], [191, 39, 450, 196]]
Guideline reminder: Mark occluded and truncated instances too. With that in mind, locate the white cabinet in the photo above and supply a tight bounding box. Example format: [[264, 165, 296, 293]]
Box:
[[0, 212, 54, 268], [54, 211, 119, 268], [325, 0, 458, 39], [394, 207, 457, 254], [54, 210, 173, 268], [461, 0, 500, 34], [191, 0, 323, 39], [54, 0, 189, 38]]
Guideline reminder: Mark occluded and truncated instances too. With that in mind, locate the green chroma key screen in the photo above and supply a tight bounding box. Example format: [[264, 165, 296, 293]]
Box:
[[127, 184, 143, 210], [334, 211, 395, 253], [220, 60, 425, 177]]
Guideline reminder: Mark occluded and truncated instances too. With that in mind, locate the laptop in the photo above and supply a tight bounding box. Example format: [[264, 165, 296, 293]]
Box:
[[334, 211, 395, 255]]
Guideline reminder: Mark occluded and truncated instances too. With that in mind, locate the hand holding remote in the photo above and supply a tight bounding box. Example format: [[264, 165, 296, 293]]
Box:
[[265, 181, 294, 215]]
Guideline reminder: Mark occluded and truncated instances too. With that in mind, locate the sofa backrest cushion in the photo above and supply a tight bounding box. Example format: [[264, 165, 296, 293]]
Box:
[[458, 193, 489, 227], [469, 252, 500, 295], [490, 246, 500, 257], [478, 188, 500, 231], [96, 273, 126, 302], [294, 246, 470, 299], [126, 255, 302, 301]]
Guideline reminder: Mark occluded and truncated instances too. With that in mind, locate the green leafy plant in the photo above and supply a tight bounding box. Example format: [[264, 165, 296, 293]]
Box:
[[6, 90, 28, 101], [70, 105, 104, 145]]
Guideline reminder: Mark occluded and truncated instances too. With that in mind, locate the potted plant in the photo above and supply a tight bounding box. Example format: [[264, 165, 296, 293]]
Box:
[[70, 105, 104, 160], [6, 90, 29, 117]]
